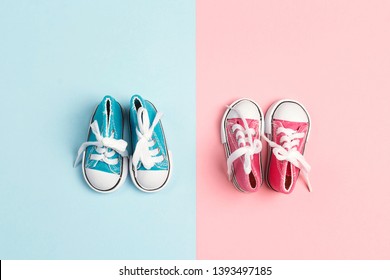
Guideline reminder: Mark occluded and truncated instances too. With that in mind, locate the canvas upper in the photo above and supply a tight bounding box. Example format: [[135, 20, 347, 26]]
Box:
[[74, 95, 128, 193], [221, 98, 264, 192], [264, 99, 311, 194], [129, 94, 171, 192]]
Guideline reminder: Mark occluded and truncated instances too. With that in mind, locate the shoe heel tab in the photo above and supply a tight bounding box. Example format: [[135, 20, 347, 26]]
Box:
[[102, 95, 116, 102], [130, 94, 144, 103], [130, 94, 146, 111]]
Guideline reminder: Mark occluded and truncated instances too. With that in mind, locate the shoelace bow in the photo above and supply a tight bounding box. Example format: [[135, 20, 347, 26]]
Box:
[[131, 107, 164, 175], [226, 106, 263, 180], [74, 120, 128, 169], [262, 127, 312, 192]]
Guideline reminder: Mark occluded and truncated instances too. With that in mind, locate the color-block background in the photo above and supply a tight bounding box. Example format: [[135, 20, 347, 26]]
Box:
[[1, 0, 389, 260], [0, 0, 195, 259], [197, 0, 390, 259]]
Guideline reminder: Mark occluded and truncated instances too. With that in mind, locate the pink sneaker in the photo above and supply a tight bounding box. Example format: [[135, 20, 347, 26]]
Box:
[[221, 98, 264, 192], [264, 99, 312, 194]]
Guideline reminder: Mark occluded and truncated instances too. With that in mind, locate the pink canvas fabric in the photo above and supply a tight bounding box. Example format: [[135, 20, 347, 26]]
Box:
[[267, 119, 309, 194], [224, 117, 262, 192]]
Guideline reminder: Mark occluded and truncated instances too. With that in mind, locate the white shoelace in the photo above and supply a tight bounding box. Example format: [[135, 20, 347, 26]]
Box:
[[263, 127, 312, 192], [226, 107, 263, 180], [74, 120, 128, 170], [131, 107, 164, 175]]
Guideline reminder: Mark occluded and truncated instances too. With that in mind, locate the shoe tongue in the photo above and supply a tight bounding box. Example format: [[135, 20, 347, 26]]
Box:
[[286, 162, 292, 176], [140, 109, 147, 125]]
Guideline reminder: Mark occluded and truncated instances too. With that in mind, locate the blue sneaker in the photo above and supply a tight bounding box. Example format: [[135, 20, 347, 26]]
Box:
[[129, 95, 171, 192], [74, 96, 128, 193]]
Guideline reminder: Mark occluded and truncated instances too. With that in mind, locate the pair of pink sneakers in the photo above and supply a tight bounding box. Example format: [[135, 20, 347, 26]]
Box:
[[221, 98, 311, 194]]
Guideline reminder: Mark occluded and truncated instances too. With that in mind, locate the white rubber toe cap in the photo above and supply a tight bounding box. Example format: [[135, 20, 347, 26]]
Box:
[[273, 101, 309, 122], [227, 99, 262, 120], [134, 170, 169, 192], [84, 168, 121, 192]]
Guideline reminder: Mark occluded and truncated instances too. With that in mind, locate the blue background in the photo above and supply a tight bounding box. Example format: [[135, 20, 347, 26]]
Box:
[[0, 0, 195, 259]]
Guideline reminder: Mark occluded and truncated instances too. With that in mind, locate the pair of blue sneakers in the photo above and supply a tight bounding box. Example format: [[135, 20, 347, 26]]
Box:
[[74, 95, 171, 193]]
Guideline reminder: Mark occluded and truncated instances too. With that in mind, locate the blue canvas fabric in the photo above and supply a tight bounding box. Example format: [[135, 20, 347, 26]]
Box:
[[84, 96, 124, 174], [129, 95, 170, 172]]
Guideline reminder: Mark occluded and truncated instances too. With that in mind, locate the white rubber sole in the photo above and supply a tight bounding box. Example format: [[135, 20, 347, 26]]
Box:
[[82, 152, 128, 194], [129, 150, 172, 193]]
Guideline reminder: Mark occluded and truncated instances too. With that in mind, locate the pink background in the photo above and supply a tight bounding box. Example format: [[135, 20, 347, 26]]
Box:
[[197, 0, 390, 259]]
